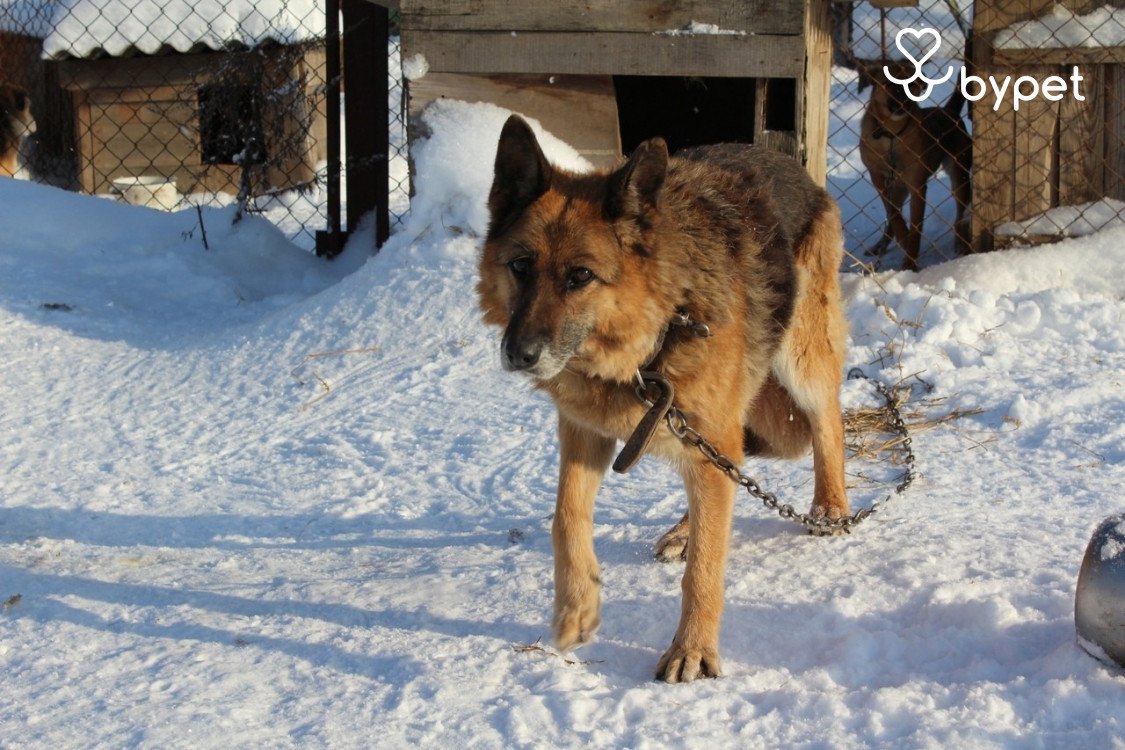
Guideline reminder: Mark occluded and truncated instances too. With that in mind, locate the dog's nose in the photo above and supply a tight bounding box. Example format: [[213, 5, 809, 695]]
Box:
[[503, 337, 542, 371]]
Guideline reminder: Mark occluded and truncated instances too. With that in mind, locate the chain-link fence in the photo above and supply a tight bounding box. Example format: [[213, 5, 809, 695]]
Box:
[[830, 0, 972, 270], [971, 0, 1125, 253], [10, 0, 1125, 264], [830, 0, 1125, 270], [1, 0, 409, 251], [386, 23, 408, 230]]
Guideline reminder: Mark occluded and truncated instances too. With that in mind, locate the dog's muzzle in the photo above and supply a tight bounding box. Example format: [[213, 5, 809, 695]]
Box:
[[502, 332, 543, 372], [501, 331, 569, 380]]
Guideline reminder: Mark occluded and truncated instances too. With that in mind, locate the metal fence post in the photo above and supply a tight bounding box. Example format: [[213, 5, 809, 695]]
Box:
[[342, 0, 390, 248], [316, 0, 345, 258]]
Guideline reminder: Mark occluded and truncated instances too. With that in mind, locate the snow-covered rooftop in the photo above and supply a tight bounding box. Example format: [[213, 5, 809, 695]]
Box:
[[40, 0, 324, 60], [994, 3, 1125, 50]]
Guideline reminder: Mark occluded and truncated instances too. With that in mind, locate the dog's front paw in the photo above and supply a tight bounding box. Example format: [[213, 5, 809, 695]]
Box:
[[655, 639, 721, 683], [552, 579, 601, 651]]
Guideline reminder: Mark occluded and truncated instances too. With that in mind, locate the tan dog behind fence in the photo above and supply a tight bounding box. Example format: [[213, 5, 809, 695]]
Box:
[[858, 61, 972, 270]]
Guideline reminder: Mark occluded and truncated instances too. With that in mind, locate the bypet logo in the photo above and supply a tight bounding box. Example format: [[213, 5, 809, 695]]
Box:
[[886, 27, 1086, 111]]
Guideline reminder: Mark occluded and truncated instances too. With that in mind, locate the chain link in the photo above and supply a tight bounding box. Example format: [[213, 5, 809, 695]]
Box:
[[639, 368, 915, 535]]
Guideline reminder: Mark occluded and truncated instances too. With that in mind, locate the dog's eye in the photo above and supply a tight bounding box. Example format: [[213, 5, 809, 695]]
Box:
[[567, 267, 595, 289], [508, 257, 532, 282]]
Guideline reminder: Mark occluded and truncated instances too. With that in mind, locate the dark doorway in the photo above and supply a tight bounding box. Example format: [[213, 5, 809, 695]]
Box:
[[198, 84, 266, 166], [614, 76, 756, 155]]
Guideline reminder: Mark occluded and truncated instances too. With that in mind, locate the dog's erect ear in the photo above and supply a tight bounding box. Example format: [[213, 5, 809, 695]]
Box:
[[606, 137, 668, 225], [488, 115, 552, 236]]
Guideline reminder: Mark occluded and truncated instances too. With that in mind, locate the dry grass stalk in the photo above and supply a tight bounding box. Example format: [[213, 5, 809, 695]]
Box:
[[290, 346, 383, 409], [844, 379, 987, 465], [512, 638, 603, 666]]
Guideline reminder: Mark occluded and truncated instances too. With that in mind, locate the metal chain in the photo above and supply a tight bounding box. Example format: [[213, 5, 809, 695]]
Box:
[[635, 368, 916, 535]]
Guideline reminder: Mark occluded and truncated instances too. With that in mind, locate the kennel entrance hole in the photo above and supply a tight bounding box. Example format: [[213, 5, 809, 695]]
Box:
[[614, 76, 798, 157]]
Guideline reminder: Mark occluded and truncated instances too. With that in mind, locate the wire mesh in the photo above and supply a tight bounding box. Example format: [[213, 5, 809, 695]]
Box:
[[387, 28, 408, 231], [831, 0, 1125, 271], [0, 0, 409, 251], [8, 1, 1125, 262], [830, 0, 972, 270]]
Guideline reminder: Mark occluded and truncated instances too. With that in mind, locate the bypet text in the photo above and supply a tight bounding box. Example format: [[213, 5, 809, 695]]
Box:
[[961, 66, 1085, 111]]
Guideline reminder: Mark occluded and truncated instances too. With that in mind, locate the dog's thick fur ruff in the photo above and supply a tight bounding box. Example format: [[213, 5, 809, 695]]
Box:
[[859, 62, 973, 270], [0, 83, 35, 178], [478, 115, 850, 683]]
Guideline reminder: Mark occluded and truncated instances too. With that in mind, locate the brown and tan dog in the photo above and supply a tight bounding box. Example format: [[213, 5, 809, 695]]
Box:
[[859, 62, 972, 270], [1, 83, 36, 178], [478, 115, 850, 682]]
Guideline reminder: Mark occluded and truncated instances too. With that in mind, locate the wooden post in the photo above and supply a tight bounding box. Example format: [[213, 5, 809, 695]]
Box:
[[803, 0, 833, 186]]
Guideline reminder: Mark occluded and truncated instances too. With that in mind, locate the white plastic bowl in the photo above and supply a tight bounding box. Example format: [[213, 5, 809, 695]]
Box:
[[112, 175, 180, 211]]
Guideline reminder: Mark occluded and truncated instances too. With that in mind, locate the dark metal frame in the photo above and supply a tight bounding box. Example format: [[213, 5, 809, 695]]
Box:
[[318, 0, 391, 257]]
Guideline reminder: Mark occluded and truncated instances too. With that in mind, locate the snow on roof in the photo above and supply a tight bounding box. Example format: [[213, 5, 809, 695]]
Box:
[[994, 3, 1125, 50], [41, 0, 324, 60]]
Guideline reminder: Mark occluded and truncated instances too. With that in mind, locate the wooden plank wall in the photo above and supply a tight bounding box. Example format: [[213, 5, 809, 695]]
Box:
[[60, 48, 326, 197], [398, 0, 808, 79], [1058, 64, 1104, 205], [400, 0, 827, 183], [401, 31, 807, 79], [972, 0, 1125, 248], [406, 73, 622, 168], [1106, 65, 1125, 199], [397, 0, 805, 35]]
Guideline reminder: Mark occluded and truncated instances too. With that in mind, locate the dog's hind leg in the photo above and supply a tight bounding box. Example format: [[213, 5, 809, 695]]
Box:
[[741, 366, 848, 524], [654, 513, 690, 562], [774, 207, 851, 522], [871, 178, 910, 261], [903, 178, 929, 271], [801, 379, 850, 522], [948, 153, 973, 255], [653, 377, 811, 563]]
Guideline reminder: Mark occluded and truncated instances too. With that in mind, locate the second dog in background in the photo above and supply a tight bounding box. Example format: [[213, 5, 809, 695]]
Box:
[[858, 61, 972, 270], [0, 82, 36, 178]]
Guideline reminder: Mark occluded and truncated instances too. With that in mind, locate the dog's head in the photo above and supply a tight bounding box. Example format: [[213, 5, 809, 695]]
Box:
[[858, 61, 922, 121], [478, 115, 673, 383], [0, 83, 37, 141]]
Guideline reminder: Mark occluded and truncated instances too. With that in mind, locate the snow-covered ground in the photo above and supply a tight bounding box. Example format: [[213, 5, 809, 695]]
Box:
[[3, 3, 1121, 745], [1, 93, 1124, 747]]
